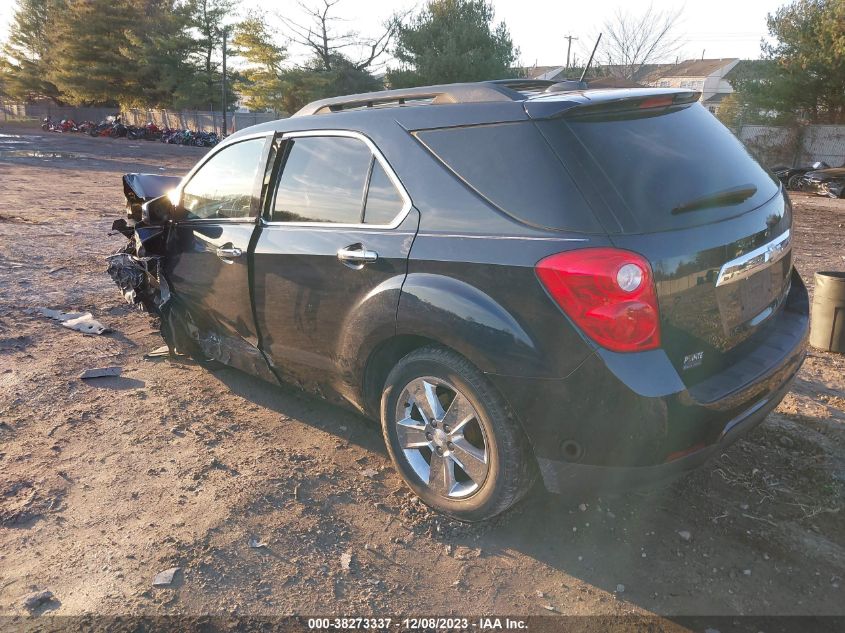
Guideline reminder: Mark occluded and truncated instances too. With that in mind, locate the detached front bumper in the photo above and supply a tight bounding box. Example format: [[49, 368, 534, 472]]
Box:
[[488, 270, 809, 495]]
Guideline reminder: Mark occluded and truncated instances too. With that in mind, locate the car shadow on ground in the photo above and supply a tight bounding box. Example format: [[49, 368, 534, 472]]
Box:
[[202, 364, 844, 618], [210, 365, 388, 457]]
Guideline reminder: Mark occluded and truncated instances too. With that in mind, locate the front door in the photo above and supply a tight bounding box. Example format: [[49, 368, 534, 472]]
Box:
[[165, 136, 271, 375], [252, 131, 418, 405]]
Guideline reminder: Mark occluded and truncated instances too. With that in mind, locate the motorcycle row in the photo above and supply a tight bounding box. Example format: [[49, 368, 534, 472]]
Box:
[[40, 115, 221, 147]]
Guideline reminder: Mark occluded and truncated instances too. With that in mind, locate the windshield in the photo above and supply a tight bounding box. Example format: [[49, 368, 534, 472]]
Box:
[[537, 104, 781, 233]]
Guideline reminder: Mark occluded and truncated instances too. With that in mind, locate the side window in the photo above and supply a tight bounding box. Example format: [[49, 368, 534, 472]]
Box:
[[363, 160, 404, 225], [181, 138, 265, 220], [273, 136, 372, 223]]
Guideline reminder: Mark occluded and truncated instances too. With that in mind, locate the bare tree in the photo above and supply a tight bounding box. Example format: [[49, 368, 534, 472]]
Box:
[[598, 4, 684, 80], [278, 0, 407, 71]]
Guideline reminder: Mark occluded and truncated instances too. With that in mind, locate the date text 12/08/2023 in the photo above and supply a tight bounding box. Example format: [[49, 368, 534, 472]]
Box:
[[306, 618, 528, 630]]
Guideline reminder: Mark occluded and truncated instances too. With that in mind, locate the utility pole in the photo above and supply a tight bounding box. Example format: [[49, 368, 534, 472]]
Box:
[[221, 27, 228, 137], [564, 35, 578, 69]]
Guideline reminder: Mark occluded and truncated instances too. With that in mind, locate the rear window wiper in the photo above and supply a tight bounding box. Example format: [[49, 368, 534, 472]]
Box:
[[671, 184, 757, 215]]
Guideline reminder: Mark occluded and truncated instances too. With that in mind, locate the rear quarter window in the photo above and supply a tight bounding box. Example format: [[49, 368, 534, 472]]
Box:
[[414, 122, 602, 233]]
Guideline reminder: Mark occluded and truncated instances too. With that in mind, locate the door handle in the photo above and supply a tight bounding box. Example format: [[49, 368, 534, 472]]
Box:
[[337, 247, 378, 265], [216, 246, 243, 261]]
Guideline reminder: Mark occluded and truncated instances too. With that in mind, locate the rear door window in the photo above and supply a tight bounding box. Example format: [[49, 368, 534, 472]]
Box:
[[271, 135, 407, 226], [537, 104, 781, 233], [273, 136, 371, 223]]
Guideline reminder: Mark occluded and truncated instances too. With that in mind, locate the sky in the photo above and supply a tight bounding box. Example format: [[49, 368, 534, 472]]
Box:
[[0, 0, 783, 68]]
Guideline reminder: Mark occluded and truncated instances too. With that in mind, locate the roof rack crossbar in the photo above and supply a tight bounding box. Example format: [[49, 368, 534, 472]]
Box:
[[293, 80, 561, 117]]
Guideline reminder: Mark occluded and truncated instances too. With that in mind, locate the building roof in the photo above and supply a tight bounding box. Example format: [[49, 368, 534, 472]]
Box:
[[652, 58, 739, 79], [520, 58, 740, 86], [723, 59, 773, 81], [702, 92, 730, 104], [588, 76, 643, 88], [520, 66, 568, 81]]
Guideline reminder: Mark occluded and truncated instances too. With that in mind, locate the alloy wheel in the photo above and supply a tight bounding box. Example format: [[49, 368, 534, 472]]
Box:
[[394, 376, 490, 498]]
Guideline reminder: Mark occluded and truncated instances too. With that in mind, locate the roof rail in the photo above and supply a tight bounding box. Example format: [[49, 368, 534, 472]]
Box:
[[292, 79, 561, 117]]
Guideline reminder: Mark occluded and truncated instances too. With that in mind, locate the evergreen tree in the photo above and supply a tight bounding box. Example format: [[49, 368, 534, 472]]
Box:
[[730, 0, 845, 123], [122, 0, 201, 108], [189, 0, 237, 107], [0, 0, 62, 101], [46, 0, 137, 105], [232, 13, 287, 112], [387, 0, 517, 88]]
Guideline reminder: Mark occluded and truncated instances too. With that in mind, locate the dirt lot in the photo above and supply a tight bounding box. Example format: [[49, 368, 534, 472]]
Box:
[[1, 124, 844, 622]]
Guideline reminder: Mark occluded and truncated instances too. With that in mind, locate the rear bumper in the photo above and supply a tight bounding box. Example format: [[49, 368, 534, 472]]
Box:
[[535, 367, 796, 494], [487, 269, 809, 495]]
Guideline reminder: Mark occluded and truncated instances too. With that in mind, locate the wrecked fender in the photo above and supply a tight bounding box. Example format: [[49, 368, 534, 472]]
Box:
[[122, 173, 181, 221], [108, 175, 176, 347]]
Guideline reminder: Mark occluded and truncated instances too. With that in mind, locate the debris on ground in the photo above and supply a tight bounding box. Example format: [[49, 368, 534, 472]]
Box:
[[615, 584, 625, 594], [144, 345, 170, 359], [249, 537, 268, 549], [22, 590, 54, 611], [79, 367, 122, 380], [340, 552, 353, 571], [678, 530, 692, 542], [38, 308, 109, 335], [152, 567, 180, 587]]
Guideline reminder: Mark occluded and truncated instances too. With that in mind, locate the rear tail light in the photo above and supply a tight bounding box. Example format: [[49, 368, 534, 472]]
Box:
[[535, 248, 661, 352]]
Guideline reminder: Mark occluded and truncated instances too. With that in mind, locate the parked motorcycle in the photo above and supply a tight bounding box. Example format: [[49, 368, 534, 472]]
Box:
[[772, 161, 831, 190]]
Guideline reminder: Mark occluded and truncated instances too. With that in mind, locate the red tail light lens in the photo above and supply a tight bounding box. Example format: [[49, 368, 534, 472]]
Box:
[[535, 248, 661, 352]]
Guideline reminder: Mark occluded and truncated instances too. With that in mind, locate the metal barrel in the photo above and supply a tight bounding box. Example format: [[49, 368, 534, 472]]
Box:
[[809, 271, 845, 353]]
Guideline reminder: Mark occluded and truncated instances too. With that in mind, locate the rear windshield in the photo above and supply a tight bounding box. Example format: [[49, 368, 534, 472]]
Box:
[[537, 104, 781, 233]]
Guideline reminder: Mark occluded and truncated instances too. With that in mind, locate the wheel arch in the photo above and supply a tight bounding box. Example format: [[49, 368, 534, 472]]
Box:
[[361, 333, 439, 417]]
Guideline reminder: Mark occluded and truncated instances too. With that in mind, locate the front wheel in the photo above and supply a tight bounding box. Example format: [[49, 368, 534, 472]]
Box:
[[380, 346, 536, 522]]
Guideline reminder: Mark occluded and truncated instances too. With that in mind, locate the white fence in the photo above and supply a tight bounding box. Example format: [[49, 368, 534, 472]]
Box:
[[739, 124, 845, 167]]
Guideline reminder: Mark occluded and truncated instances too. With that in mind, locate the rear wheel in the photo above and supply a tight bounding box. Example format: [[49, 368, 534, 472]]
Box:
[[380, 346, 535, 522], [787, 174, 803, 190]]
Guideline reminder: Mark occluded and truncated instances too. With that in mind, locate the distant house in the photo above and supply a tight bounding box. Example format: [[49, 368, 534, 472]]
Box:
[[641, 58, 740, 113], [520, 65, 644, 88], [519, 58, 745, 112]]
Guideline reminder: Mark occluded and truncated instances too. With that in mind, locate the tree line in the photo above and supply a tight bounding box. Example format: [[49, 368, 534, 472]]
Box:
[[0, 0, 842, 123], [0, 0, 517, 113], [719, 0, 844, 126]]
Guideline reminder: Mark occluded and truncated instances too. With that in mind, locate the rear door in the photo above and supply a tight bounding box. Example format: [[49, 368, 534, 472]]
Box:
[[165, 136, 270, 364], [252, 131, 418, 400]]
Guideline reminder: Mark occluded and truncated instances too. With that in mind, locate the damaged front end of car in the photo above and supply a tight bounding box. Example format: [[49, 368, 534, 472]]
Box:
[[107, 174, 181, 352]]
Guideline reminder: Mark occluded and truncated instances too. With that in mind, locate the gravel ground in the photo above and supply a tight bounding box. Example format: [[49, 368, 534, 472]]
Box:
[[1, 124, 844, 622]]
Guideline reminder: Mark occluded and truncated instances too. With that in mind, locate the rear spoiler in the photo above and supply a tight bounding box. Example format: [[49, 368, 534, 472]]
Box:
[[524, 89, 701, 120]]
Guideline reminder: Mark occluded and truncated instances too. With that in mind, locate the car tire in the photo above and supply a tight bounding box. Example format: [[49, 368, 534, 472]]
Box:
[[380, 346, 536, 522], [787, 174, 803, 190]]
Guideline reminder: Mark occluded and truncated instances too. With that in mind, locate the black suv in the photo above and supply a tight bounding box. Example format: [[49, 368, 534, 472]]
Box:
[[110, 80, 809, 521]]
